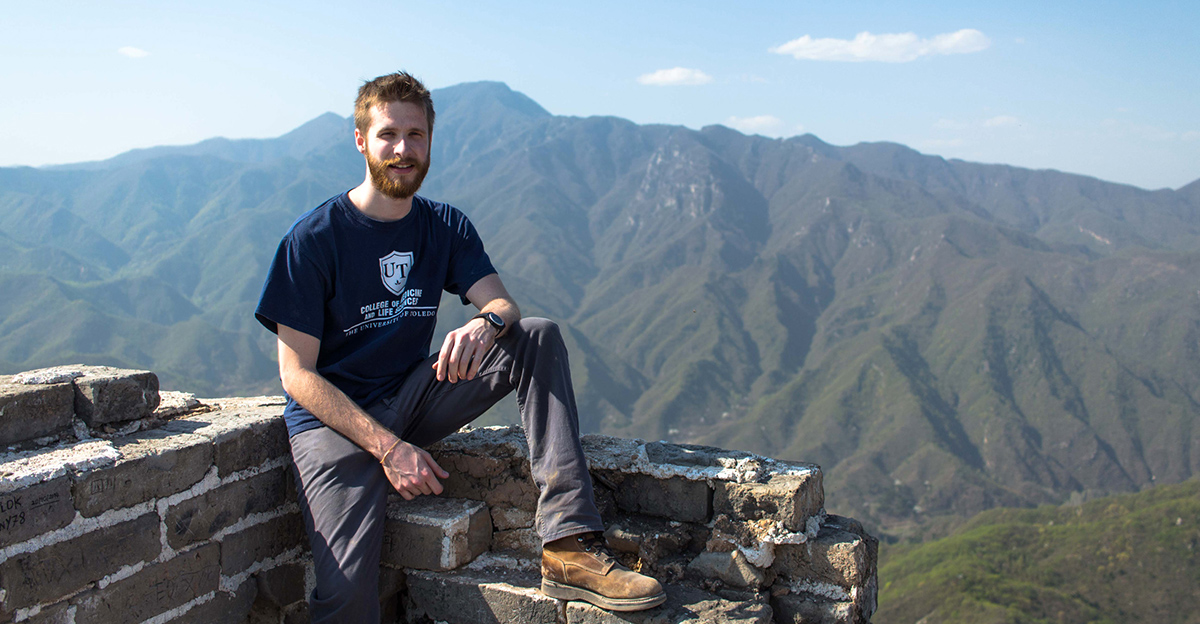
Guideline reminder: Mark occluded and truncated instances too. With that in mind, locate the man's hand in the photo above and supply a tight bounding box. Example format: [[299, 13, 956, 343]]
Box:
[[381, 439, 451, 500], [433, 317, 496, 382]]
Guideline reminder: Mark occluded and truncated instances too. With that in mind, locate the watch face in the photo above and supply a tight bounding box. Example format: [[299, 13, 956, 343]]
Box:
[[486, 312, 505, 329]]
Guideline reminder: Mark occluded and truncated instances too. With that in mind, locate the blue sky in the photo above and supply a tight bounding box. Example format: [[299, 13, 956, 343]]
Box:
[[3, 0, 1197, 189]]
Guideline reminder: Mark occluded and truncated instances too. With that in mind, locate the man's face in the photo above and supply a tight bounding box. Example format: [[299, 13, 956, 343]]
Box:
[[356, 101, 431, 200]]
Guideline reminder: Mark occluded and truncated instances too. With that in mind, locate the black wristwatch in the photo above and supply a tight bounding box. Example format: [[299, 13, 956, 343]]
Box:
[[473, 312, 506, 337]]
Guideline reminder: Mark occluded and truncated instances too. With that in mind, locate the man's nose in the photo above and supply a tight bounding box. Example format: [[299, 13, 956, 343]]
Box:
[[394, 140, 414, 158]]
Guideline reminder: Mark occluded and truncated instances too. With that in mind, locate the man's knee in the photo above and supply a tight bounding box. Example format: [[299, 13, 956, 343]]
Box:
[[516, 317, 563, 344]]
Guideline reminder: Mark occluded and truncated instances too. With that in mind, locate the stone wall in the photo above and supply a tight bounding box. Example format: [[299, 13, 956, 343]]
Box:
[[1, 367, 877, 624]]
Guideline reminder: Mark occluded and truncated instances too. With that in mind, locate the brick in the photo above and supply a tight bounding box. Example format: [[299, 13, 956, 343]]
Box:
[[221, 512, 305, 574], [381, 496, 490, 570], [770, 593, 860, 624], [20, 600, 72, 624], [165, 466, 288, 549], [616, 474, 711, 523], [163, 407, 289, 477], [404, 568, 560, 624], [73, 543, 220, 624], [255, 561, 308, 607], [71, 366, 160, 427], [686, 550, 768, 589], [177, 577, 257, 624], [0, 379, 74, 446], [429, 426, 539, 511], [0, 477, 73, 549], [493, 527, 541, 557], [491, 506, 535, 530], [72, 429, 211, 517], [714, 472, 823, 532], [565, 583, 773, 623], [281, 601, 309, 624], [770, 517, 877, 589], [0, 513, 160, 612], [602, 516, 699, 566]]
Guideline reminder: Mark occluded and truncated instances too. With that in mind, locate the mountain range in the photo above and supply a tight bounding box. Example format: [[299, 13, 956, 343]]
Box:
[[2, 82, 1198, 540]]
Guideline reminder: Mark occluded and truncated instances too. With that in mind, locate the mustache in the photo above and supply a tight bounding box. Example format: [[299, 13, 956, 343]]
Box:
[[380, 156, 421, 168]]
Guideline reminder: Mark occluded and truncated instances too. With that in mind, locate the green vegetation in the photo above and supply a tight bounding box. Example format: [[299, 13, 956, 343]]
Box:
[[878, 479, 1200, 624]]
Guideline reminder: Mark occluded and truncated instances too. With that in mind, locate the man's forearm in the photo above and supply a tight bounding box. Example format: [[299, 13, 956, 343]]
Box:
[[283, 366, 397, 459]]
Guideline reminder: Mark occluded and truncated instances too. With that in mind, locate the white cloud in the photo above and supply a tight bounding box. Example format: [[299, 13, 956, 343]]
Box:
[[726, 115, 785, 135], [1182, 131, 1200, 142], [984, 115, 1021, 128], [637, 68, 713, 86], [117, 46, 149, 58], [770, 28, 990, 63]]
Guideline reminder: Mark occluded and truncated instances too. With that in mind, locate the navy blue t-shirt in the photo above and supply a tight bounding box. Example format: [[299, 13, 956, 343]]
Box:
[[255, 191, 496, 437]]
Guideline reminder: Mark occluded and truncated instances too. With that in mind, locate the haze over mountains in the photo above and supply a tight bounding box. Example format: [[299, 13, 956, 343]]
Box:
[[2, 82, 1198, 538]]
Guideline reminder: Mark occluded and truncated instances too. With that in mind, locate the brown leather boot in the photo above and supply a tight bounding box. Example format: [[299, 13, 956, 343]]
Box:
[[541, 531, 666, 611]]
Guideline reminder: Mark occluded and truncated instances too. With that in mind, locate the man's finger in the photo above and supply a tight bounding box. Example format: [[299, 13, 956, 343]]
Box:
[[423, 450, 451, 480]]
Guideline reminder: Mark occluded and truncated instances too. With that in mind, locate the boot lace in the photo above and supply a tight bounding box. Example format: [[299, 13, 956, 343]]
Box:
[[577, 532, 618, 565]]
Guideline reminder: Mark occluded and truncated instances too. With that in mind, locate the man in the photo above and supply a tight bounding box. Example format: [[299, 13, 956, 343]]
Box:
[[255, 72, 664, 622]]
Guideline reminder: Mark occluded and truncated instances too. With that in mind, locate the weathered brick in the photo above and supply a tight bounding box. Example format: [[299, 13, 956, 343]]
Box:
[[405, 568, 560, 624], [616, 474, 711, 523], [0, 477, 74, 549], [0, 513, 160, 612], [0, 380, 74, 446], [163, 407, 289, 477], [19, 599, 73, 624], [255, 561, 308, 608], [770, 517, 877, 589], [72, 543, 220, 624], [165, 467, 288, 549], [686, 550, 768, 589], [429, 426, 539, 511], [72, 429, 211, 517], [714, 471, 823, 532], [71, 367, 160, 427], [771, 593, 860, 624], [493, 527, 541, 557], [381, 496, 491, 570], [221, 512, 304, 574], [177, 577, 257, 624], [491, 506, 535, 530], [566, 584, 774, 623]]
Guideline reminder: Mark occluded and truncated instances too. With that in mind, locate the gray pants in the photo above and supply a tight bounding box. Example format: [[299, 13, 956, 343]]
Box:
[[289, 317, 604, 623]]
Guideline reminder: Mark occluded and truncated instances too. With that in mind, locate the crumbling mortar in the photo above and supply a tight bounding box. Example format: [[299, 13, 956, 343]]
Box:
[[219, 544, 306, 592]]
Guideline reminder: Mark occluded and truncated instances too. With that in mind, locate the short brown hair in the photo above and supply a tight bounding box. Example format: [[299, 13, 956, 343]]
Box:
[[354, 72, 435, 134]]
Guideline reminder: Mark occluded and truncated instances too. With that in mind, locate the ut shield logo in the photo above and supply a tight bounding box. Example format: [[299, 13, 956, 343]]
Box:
[[379, 251, 414, 296]]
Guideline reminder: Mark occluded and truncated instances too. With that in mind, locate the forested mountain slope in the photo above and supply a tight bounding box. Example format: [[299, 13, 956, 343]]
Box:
[[2, 81, 1197, 537]]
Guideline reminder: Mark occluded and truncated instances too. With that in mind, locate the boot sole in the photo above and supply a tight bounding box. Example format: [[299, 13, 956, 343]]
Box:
[[541, 578, 667, 612]]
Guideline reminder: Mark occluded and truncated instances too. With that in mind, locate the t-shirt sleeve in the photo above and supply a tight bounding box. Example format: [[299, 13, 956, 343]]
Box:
[[254, 234, 329, 339], [443, 211, 497, 305]]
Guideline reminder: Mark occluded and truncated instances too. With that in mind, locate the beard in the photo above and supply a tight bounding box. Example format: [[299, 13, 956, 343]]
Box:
[[366, 151, 430, 199]]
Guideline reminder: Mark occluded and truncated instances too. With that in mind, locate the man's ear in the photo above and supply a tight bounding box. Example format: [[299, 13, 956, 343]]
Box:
[[354, 128, 366, 155]]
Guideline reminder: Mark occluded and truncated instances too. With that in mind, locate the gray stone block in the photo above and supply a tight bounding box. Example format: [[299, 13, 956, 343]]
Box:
[[714, 472, 824, 532], [72, 428, 212, 517], [565, 583, 774, 623], [163, 406, 289, 477], [71, 366, 160, 427], [72, 543, 220, 624], [0, 513, 160, 612], [221, 512, 305, 574], [165, 466, 289, 549], [255, 561, 308, 608], [0, 477, 74, 549], [770, 593, 860, 624], [177, 577, 257, 624], [491, 506, 535, 530], [686, 550, 768, 589], [770, 516, 877, 589], [429, 428, 539, 512], [0, 379, 74, 446], [382, 496, 491, 570], [493, 527, 541, 557], [19, 599, 72, 624], [615, 474, 711, 523], [404, 568, 560, 624]]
